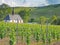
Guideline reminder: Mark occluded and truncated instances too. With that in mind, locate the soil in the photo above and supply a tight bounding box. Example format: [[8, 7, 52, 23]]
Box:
[[0, 37, 60, 45], [53, 41, 60, 45]]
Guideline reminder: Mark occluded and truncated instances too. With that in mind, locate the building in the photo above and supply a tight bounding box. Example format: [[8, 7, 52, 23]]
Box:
[[4, 7, 23, 23], [4, 14, 23, 23]]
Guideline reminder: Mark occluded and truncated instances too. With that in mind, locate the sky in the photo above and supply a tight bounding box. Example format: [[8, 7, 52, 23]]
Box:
[[0, 0, 60, 7]]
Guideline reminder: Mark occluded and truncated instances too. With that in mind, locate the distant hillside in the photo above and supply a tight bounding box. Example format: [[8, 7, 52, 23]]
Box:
[[0, 3, 10, 8], [14, 4, 60, 19], [31, 4, 60, 18], [0, 4, 60, 21]]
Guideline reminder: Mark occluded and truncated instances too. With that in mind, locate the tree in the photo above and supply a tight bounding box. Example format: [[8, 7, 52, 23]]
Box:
[[50, 15, 57, 25], [39, 16, 47, 24], [56, 18, 60, 25], [18, 9, 30, 23], [0, 4, 11, 21]]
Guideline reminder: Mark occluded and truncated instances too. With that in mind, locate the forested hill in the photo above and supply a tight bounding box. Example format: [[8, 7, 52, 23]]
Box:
[[15, 4, 60, 17], [0, 4, 60, 21]]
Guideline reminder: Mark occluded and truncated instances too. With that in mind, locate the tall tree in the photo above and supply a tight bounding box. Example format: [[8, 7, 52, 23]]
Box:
[[0, 4, 11, 21], [39, 16, 47, 24], [18, 9, 31, 23], [50, 15, 57, 24]]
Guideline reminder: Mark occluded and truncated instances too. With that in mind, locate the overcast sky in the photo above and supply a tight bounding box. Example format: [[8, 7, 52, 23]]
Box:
[[0, 0, 60, 7]]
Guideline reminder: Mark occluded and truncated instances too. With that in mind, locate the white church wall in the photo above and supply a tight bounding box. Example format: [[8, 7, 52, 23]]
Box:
[[4, 20, 23, 23], [9, 20, 12, 22], [14, 20, 17, 23], [21, 20, 23, 23]]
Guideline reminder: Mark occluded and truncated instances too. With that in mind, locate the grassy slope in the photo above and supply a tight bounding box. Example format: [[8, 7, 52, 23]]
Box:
[[0, 4, 60, 20], [14, 4, 60, 19]]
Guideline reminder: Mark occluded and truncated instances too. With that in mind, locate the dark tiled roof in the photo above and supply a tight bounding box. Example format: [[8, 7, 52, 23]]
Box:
[[4, 14, 23, 20]]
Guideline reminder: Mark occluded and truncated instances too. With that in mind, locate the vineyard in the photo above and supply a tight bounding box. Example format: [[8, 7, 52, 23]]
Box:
[[0, 22, 60, 45]]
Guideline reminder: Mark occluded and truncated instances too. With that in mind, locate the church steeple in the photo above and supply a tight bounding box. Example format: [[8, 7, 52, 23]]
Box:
[[12, 7, 14, 15]]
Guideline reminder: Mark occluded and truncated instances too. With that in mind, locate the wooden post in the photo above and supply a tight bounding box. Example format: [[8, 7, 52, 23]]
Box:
[[46, 19, 49, 45], [16, 18, 18, 45]]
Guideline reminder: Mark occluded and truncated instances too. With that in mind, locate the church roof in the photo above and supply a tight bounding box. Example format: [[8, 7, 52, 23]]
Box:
[[4, 14, 23, 20]]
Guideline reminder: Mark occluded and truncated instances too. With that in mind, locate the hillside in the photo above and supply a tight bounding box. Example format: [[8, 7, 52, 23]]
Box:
[[0, 4, 60, 21], [14, 4, 60, 19]]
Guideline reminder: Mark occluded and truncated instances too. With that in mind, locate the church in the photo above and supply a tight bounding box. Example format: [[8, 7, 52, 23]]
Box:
[[4, 7, 23, 23]]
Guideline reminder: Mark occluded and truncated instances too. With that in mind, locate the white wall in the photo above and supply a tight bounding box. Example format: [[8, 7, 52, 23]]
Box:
[[10, 20, 12, 22], [5, 20, 23, 23]]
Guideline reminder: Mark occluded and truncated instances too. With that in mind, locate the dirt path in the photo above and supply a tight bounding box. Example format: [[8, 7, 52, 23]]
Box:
[[0, 37, 10, 45], [53, 41, 60, 45], [0, 37, 60, 45]]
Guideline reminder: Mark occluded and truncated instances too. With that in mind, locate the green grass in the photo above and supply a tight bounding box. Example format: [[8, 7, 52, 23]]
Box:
[[0, 4, 60, 21], [14, 4, 60, 18]]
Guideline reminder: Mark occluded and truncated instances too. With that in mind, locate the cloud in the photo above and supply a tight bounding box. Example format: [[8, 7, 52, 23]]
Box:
[[47, 0, 60, 4], [0, 0, 60, 7], [22, 0, 49, 7], [0, 0, 49, 7], [2, 0, 16, 7], [0, 0, 2, 5], [1, 0, 26, 7]]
